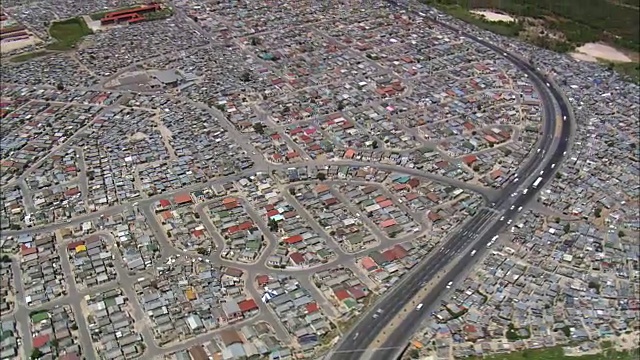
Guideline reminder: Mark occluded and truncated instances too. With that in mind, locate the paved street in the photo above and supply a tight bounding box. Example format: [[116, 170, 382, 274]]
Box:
[[0, 2, 576, 359]]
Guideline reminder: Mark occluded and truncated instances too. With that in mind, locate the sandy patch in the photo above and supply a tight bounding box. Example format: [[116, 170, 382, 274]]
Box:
[[0, 37, 42, 54], [571, 42, 632, 63], [470, 10, 516, 23]]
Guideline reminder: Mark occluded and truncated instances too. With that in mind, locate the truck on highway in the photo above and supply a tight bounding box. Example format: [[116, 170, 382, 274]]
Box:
[[532, 176, 543, 188]]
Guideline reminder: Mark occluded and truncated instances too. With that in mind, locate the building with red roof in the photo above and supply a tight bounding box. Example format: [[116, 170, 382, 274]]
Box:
[[21, 245, 37, 257], [256, 274, 270, 286], [392, 244, 408, 259], [100, 3, 162, 25], [289, 252, 306, 266], [174, 193, 192, 205], [360, 256, 378, 271], [347, 286, 367, 300], [237, 299, 258, 313], [379, 219, 397, 228], [382, 249, 397, 262], [333, 289, 352, 301], [283, 235, 303, 245], [156, 199, 171, 212], [32, 334, 50, 349]]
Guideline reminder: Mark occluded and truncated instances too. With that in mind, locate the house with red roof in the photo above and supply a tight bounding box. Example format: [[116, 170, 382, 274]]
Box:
[[392, 244, 408, 259], [174, 193, 193, 206], [382, 249, 397, 262], [155, 199, 171, 212], [289, 252, 306, 266], [360, 256, 378, 272], [32, 333, 50, 349], [237, 299, 259, 314], [21, 245, 38, 261], [462, 155, 478, 166], [347, 286, 367, 300], [379, 219, 397, 228], [333, 289, 352, 302], [283, 234, 303, 245], [256, 275, 270, 286], [427, 211, 443, 223], [305, 302, 319, 314]]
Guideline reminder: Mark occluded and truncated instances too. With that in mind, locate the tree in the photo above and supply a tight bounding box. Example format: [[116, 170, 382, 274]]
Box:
[[268, 218, 279, 232], [371, 140, 379, 149], [407, 349, 420, 359], [563, 223, 571, 233], [239, 71, 251, 82], [288, 188, 296, 196], [30, 348, 43, 360], [56, 83, 64, 91], [594, 208, 602, 218], [618, 230, 625, 238], [316, 172, 327, 181], [252, 122, 265, 134], [554, 217, 561, 223]]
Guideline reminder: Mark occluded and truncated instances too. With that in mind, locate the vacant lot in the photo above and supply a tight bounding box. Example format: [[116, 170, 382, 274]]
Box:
[[423, 0, 639, 82], [48, 17, 93, 50], [423, 0, 639, 52], [9, 51, 50, 63], [477, 346, 639, 360]]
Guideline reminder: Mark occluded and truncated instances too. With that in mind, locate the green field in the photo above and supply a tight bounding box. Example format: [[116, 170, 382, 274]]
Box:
[[608, 62, 640, 83], [9, 50, 50, 63], [422, 0, 639, 82], [47, 17, 93, 51], [422, 0, 639, 51], [475, 346, 639, 360]]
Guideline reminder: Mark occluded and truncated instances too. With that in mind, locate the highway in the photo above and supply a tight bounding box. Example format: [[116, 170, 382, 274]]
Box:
[[326, 3, 574, 360]]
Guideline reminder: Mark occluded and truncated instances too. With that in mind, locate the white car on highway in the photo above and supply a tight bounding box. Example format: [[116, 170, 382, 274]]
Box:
[[416, 304, 424, 311], [372, 308, 384, 319], [446, 281, 453, 289]]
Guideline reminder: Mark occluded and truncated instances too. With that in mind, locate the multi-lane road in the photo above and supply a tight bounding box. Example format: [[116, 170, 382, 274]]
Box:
[[327, 4, 574, 360]]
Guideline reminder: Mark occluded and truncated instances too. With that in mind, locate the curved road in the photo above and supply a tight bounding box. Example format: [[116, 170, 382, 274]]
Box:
[[327, 4, 574, 360]]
